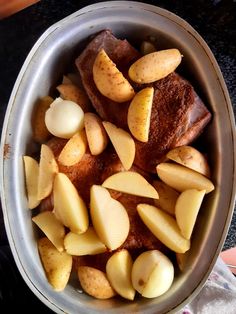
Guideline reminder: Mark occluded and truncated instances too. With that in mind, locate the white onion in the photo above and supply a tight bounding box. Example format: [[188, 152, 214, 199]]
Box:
[[45, 97, 84, 139]]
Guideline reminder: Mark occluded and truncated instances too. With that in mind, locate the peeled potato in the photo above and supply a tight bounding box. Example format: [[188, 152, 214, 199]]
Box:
[[78, 266, 116, 299], [38, 144, 58, 201], [32, 96, 53, 143], [38, 237, 72, 291], [153, 180, 179, 216], [64, 227, 107, 256], [106, 249, 135, 300], [23, 156, 40, 209], [57, 83, 92, 112], [45, 97, 84, 139], [84, 113, 108, 155], [131, 250, 174, 298], [58, 130, 87, 166], [175, 189, 205, 239], [102, 171, 159, 199], [156, 163, 214, 193], [137, 204, 190, 253], [90, 185, 130, 250], [93, 49, 135, 103], [103, 122, 135, 170], [166, 146, 211, 177], [127, 87, 154, 142], [32, 211, 65, 252], [53, 172, 89, 234], [129, 49, 182, 83]]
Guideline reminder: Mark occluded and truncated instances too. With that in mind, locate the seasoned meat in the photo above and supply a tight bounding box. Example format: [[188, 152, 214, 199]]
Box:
[[76, 30, 212, 173]]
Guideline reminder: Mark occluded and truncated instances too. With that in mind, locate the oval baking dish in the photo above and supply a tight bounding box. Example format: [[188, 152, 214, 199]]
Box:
[[0, 2, 235, 313]]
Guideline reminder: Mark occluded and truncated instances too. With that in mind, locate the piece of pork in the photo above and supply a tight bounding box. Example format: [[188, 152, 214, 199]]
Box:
[[76, 29, 212, 173]]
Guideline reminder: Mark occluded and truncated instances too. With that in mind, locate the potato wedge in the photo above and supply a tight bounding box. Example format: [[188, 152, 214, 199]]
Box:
[[32, 211, 65, 252], [64, 227, 107, 256], [53, 172, 89, 234], [156, 163, 214, 193], [57, 83, 92, 112], [106, 249, 135, 300], [23, 156, 40, 209], [78, 266, 116, 299], [90, 185, 130, 250], [102, 171, 159, 199], [84, 113, 108, 155], [32, 96, 53, 143], [58, 130, 87, 166], [175, 189, 205, 239], [93, 49, 135, 102], [38, 144, 58, 201], [127, 87, 154, 142], [153, 180, 179, 216], [167, 146, 210, 177], [102, 122, 135, 170], [129, 49, 182, 83], [140, 41, 156, 55], [38, 237, 72, 291], [137, 204, 190, 253]]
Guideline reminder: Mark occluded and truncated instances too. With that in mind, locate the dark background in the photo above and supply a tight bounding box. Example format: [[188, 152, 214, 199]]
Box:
[[0, 0, 235, 312]]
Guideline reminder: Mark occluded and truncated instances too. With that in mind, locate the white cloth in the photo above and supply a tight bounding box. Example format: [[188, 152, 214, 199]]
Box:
[[178, 257, 236, 314]]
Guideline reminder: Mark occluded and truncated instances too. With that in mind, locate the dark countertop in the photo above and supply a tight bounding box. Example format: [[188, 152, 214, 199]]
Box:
[[0, 0, 235, 312]]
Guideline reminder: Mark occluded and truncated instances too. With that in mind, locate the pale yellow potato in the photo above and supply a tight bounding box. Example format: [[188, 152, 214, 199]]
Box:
[[64, 227, 107, 256], [93, 49, 135, 103], [131, 250, 174, 298], [38, 144, 58, 201], [53, 172, 89, 234], [106, 249, 135, 300], [140, 41, 156, 55], [84, 113, 108, 155], [23, 156, 40, 209], [153, 180, 179, 216], [156, 163, 214, 194], [103, 122, 135, 170], [32, 211, 65, 252], [57, 83, 91, 113], [78, 266, 116, 299], [137, 204, 190, 253], [102, 171, 159, 199], [58, 130, 87, 166], [127, 87, 154, 142], [129, 49, 182, 83], [90, 185, 130, 250], [32, 96, 53, 143], [38, 237, 72, 291], [175, 189, 205, 239], [167, 146, 210, 177]]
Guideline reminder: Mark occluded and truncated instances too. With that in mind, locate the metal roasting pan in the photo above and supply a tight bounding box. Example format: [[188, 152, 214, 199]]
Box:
[[0, 2, 235, 313]]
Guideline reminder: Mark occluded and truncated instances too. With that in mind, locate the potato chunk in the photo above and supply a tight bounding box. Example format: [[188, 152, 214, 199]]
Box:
[[128, 87, 154, 142], [38, 237, 72, 291], [93, 49, 135, 102]]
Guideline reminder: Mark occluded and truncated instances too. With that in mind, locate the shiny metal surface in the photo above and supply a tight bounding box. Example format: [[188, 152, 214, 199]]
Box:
[[0, 1, 235, 313]]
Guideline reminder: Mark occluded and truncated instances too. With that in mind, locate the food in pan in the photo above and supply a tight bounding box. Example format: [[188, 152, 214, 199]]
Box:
[[23, 29, 214, 300]]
